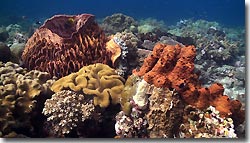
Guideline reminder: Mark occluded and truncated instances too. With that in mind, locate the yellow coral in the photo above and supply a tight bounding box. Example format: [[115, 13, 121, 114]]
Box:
[[51, 63, 125, 108], [16, 79, 42, 99], [120, 75, 139, 115], [106, 36, 121, 66]]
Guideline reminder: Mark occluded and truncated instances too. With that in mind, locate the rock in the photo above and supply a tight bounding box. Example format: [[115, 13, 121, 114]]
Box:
[[235, 67, 245, 80], [0, 42, 11, 62], [10, 43, 25, 63], [137, 48, 152, 67], [141, 40, 155, 50], [0, 30, 9, 42]]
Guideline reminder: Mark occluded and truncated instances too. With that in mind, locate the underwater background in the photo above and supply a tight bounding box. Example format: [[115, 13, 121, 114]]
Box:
[[0, 0, 245, 27], [0, 0, 247, 140]]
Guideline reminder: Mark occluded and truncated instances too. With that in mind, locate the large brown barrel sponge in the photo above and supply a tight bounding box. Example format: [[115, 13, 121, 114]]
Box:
[[22, 14, 112, 78]]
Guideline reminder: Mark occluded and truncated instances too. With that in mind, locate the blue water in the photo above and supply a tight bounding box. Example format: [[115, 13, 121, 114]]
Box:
[[0, 0, 245, 27]]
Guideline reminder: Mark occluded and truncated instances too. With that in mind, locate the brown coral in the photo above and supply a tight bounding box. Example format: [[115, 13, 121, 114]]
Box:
[[134, 43, 244, 121], [100, 13, 138, 35], [0, 61, 56, 137], [22, 14, 112, 78], [51, 63, 125, 108], [146, 87, 184, 138]]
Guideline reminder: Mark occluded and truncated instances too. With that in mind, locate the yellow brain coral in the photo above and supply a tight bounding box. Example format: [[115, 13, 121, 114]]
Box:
[[51, 63, 125, 108]]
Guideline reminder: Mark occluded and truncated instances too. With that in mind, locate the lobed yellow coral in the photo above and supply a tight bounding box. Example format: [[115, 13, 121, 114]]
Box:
[[51, 63, 125, 108]]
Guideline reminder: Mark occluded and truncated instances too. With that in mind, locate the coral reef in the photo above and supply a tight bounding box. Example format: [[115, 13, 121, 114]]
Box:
[[100, 13, 138, 35], [51, 63, 125, 108], [107, 31, 139, 77], [115, 77, 150, 138], [0, 24, 28, 64], [42, 90, 95, 137], [22, 14, 112, 78], [146, 87, 184, 138], [115, 109, 148, 138], [133, 43, 244, 122], [169, 19, 245, 89], [136, 48, 152, 68], [169, 19, 243, 64], [5, 24, 28, 46], [0, 13, 245, 138], [198, 64, 245, 104], [137, 18, 168, 34], [0, 61, 56, 137], [179, 105, 237, 138], [116, 75, 184, 138]]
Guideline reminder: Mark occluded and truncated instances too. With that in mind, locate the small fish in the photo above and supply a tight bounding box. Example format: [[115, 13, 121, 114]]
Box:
[[21, 15, 27, 20], [64, 18, 75, 28], [67, 17, 75, 24], [35, 21, 42, 25]]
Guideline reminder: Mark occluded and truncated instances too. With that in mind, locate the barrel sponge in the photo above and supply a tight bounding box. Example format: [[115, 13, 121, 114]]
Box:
[[22, 14, 112, 78], [51, 63, 125, 108]]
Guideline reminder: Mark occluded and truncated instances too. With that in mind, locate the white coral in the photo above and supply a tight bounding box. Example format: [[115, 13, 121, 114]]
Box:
[[132, 79, 149, 110], [43, 90, 95, 136]]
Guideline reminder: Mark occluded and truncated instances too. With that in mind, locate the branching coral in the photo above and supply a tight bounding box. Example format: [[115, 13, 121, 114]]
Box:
[[22, 14, 112, 78], [51, 63, 125, 108], [42, 90, 95, 137], [0, 61, 56, 137]]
